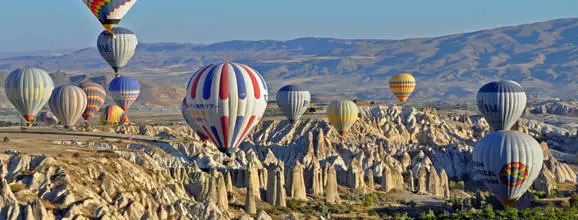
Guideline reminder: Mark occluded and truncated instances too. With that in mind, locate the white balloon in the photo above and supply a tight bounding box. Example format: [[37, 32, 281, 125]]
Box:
[[472, 131, 543, 207]]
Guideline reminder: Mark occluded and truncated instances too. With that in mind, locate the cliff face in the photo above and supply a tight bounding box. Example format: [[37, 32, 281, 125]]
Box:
[[0, 105, 575, 219]]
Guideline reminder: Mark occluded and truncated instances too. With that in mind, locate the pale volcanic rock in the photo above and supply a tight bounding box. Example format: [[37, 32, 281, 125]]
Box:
[[439, 169, 450, 199], [381, 165, 394, 192], [306, 159, 324, 196], [366, 169, 375, 191], [324, 165, 340, 204], [245, 165, 257, 215], [266, 161, 286, 207], [287, 161, 307, 201]]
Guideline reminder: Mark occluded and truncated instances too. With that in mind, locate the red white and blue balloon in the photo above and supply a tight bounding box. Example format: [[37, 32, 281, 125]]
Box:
[[185, 63, 268, 154]]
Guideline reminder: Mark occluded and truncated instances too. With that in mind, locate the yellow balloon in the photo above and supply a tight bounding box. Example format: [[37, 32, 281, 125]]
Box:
[[389, 73, 416, 103], [326, 100, 359, 136], [100, 105, 129, 125]]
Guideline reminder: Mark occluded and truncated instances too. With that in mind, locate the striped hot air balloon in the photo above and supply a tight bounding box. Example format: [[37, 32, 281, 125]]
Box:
[[477, 80, 527, 131], [82, 0, 138, 34], [109, 76, 140, 112], [97, 27, 138, 74], [389, 73, 416, 104], [4, 68, 55, 126], [181, 98, 210, 141], [276, 85, 311, 123], [327, 100, 359, 136], [185, 63, 268, 155], [100, 105, 129, 125], [80, 82, 107, 122], [48, 85, 88, 129], [472, 131, 543, 207], [35, 111, 58, 126]]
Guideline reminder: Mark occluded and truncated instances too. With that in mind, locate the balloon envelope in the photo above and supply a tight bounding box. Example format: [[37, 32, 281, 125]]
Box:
[[327, 100, 359, 136], [185, 63, 268, 154], [181, 98, 210, 141], [97, 27, 138, 73], [276, 85, 311, 123], [109, 76, 140, 112], [36, 111, 58, 126], [477, 80, 527, 131], [80, 82, 107, 122], [472, 131, 543, 207], [48, 85, 88, 129], [100, 105, 129, 124], [82, 0, 138, 32], [4, 68, 54, 125], [389, 73, 416, 104]]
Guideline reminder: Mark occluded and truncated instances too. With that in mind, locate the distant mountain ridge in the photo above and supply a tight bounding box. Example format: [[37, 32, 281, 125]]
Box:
[[1, 18, 578, 107]]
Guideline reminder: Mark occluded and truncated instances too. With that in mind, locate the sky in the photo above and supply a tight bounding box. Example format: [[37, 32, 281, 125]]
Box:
[[1, 0, 578, 51]]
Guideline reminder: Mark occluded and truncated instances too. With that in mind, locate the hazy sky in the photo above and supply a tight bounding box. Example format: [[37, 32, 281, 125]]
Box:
[[1, 0, 578, 51]]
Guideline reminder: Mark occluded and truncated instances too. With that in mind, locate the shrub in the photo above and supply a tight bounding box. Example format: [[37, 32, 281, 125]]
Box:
[[3, 136, 9, 142], [308, 107, 317, 113], [10, 183, 26, 193], [72, 152, 80, 158]]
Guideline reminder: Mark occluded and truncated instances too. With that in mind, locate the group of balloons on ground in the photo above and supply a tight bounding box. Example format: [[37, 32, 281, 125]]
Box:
[[3, 0, 541, 208], [5, 68, 134, 127]]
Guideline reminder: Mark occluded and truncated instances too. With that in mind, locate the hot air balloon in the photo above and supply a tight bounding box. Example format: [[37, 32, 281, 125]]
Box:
[[35, 111, 58, 126], [326, 100, 359, 136], [82, 0, 138, 36], [181, 98, 210, 141], [185, 63, 268, 155], [389, 73, 416, 104], [109, 76, 140, 112], [472, 131, 543, 207], [4, 68, 55, 127], [276, 85, 311, 123], [80, 82, 107, 123], [97, 27, 138, 74], [100, 105, 129, 125], [48, 85, 88, 129], [477, 80, 527, 131]]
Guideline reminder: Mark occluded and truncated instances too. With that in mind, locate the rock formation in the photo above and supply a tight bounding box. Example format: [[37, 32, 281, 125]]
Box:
[[266, 161, 286, 207], [287, 161, 307, 201], [245, 165, 257, 215], [325, 165, 340, 204]]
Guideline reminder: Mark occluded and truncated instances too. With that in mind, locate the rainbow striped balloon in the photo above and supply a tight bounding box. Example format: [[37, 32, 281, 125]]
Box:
[[82, 0, 138, 32], [100, 105, 129, 125], [327, 100, 359, 137], [80, 82, 107, 122], [389, 73, 416, 104]]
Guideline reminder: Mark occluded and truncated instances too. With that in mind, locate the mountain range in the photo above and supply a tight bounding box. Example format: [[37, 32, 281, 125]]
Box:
[[1, 18, 578, 108]]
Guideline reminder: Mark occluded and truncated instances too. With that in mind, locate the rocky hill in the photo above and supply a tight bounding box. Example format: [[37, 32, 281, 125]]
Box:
[[0, 105, 576, 219], [1, 18, 578, 106]]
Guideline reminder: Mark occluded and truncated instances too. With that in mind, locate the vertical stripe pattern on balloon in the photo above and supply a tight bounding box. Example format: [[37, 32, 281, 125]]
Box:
[[109, 76, 140, 112], [276, 85, 311, 123], [48, 85, 88, 128], [97, 27, 138, 73], [185, 63, 268, 153], [477, 80, 527, 131], [327, 100, 359, 136], [4, 68, 55, 123], [472, 131, 543, 203]]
